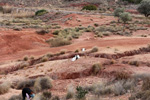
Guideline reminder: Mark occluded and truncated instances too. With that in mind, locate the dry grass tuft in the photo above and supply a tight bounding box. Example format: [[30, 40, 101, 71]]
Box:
[[92, 63, 102, 75], [36, 29, 49, 35], [2, 6, 12, 14], [0, 82, 11, 94], [129, 61, 139, 67], [16, 79, 35, 89], [91, 47, 99, 53], [49, 38, 71, 47], [115, 71, 131, 80], [66, 85, 75, 99], [41, 91, 52, 100], [41, 56, 49, 62], [34, 77, 52, 92], [142, 78, 150, 91]]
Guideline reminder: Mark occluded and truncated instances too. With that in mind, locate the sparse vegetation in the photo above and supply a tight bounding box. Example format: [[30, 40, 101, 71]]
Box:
[[1, 1, 150, 100], [129, 77, 150, 100]]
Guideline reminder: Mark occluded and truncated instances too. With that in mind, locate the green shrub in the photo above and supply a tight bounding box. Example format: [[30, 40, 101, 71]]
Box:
[[82, 5, 97, 10], [23, 56, 28, 61], [137, 0, 150, 17], [52, 30, 60, 35], [34, 77, 52, 92], [119, 12, 132, 24], [114, 8, 124, 18], [35, 9, 48, 16], [76, 86, 88, 100], [123, 0, 142, 3], [75, 49, 79, 53], [85, 26, 95, 32], [94, 23, 99, 27]]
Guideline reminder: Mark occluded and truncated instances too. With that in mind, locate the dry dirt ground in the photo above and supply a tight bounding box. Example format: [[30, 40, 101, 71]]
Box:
[[0, 10, 150, 100]]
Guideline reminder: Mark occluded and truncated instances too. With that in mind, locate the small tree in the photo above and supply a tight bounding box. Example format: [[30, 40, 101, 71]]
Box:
[[114, 8, 125, 22], [119, 12, 132, 25], [137, 0, 150, 17]]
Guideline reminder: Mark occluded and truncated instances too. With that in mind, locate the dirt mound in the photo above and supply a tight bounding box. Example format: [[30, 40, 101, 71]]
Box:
[[0, 28, 52, 56]]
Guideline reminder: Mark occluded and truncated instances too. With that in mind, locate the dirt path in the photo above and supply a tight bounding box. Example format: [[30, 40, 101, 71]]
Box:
[[0, 36, 150, 63]]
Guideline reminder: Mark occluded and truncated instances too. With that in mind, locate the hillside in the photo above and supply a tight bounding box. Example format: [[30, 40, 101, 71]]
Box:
[[0, 0, 150, 100]]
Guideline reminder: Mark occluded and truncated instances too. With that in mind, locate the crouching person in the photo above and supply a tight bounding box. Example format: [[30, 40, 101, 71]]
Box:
[[22, 88, 35, 100]]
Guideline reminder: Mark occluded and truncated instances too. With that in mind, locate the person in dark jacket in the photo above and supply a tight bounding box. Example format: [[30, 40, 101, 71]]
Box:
[[22, 88, 35, 100]]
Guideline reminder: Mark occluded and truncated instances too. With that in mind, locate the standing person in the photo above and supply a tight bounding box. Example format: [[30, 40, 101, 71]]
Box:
[[22, 88, 35, 100]]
